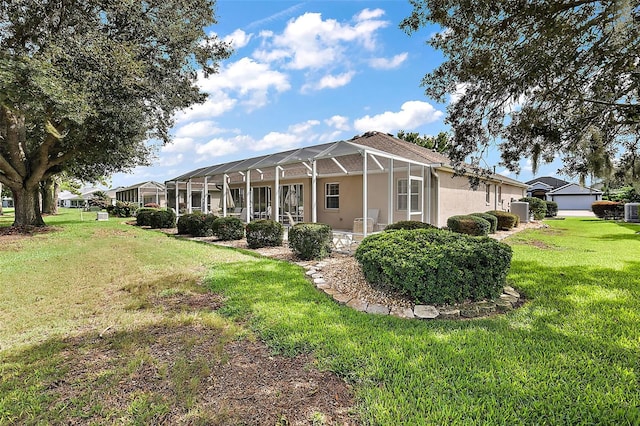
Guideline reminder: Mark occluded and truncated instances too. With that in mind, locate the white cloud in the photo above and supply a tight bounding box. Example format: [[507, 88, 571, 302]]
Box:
[[325, 115, 350, 131], [174, 120, 223, 139], [369, 52, 408, 70], [289, 120, 320, 134], [356, 8, 385, 22], [449, 83, 468, 104], [223, 29, 252, 49], [174, 96, 237, 124], [303, 71, 356, 92], [161, 137, 196, 153], [497, 168, 513, 177], [157, 153, 184, 167], [353, 101, 444, 133], [195, 135, 248, 159], [257, 131, 301, 151]]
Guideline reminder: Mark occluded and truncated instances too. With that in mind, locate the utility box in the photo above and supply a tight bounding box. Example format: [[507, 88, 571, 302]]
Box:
[[510, 201, 529, 223], [96, 212, 109, 221], [624, 203, 640, 223]]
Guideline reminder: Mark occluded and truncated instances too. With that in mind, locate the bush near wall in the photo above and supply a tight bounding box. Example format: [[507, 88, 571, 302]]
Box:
[[136, 208, 158, 227], [591, 201, 624, 219], [148, 209, 176, 229], [447, 215, 490, 236], [470, 212, 497, 233], [106, 201, 137, 218], [486, 210, 519, 230], [246, 220, 284, 249], [212, 216, 245, 241], [176, 212, 218, 236], [519, 197, 547, 220], [384, 220, 437, 231], [354, 229, 513, 305], [545, 201, 558, 217], [288, 223, 332, 260]]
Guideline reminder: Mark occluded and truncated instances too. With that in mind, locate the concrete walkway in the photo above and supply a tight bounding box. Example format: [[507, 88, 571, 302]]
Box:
[[557, 210, 595, 217]]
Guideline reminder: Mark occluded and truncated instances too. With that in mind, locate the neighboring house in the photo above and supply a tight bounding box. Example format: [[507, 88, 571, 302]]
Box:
[[115, 181, 166, 207], [2, 197, 13, 208], [58, 187, 105, 208], [165, 131, 528, 233], [526, 176, 602, 210]]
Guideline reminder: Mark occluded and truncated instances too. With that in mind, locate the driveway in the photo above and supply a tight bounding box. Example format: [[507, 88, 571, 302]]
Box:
[[558, 210, 595, 217]]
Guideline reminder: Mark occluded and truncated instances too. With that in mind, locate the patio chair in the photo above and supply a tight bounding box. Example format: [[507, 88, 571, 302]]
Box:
[[353, 208, 379, 234]]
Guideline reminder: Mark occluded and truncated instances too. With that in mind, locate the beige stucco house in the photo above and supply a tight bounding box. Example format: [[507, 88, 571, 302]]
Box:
[[164, 132, 527, 235], [115, 181, 166, 207]]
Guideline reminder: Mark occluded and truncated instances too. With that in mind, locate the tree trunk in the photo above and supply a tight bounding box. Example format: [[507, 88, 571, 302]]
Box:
[[13, 185, 45, 227], [0, 182, 3, 216], [41, 178, 59, 215]]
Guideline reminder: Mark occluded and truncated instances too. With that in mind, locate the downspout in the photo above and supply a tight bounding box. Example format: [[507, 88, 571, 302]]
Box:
[[430, 167, 440, 227]]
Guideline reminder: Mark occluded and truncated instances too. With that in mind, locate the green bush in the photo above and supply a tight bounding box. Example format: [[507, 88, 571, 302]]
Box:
[[212, 216, 245, 240], [148, 209, 176, 229], [288, 223, 332, 260], [470, 212, 497, 233], [384, 220, 437, 231], [447, 215, 490, 236], [246, 220, 284, 249], [355, 229, 512, 305], [591, 201, 624, 219], [520, 197, 547, 220], [545, 201, 558, 217], [486, 210, 518, 230], [135, 208, 158, 227], [106, 201, 137, 218], [176, 212, 217, 236]]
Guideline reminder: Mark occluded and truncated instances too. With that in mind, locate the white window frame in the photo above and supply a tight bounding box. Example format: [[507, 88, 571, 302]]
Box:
[[397, 179, 408, 211], [325, 182, 340, 210], [486, 183, 491, 205]]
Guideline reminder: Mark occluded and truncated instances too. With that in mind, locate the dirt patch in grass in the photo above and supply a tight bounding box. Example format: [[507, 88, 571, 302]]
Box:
[[0, 225, 60, 250], [48, 317, 356, 425]]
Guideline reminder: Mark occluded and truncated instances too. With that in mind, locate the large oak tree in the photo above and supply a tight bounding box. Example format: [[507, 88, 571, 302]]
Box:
[[0, 0, 231, 226], [402, 0, 640, 183]]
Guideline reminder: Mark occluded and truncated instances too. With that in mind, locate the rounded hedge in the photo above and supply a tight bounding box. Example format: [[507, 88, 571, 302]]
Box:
[[384, 220, 437, 231], [136, 208, 158, 227], [246, 219, 284, 249], [591, 200, 624, 219], [545, 201, 558, 217], [212, 216, 245, 240], [519, 197, 547, 220], [447, 215, 490, 236], [354, 229, 512, 305], [288, 223, 332, 260], [470, 212, 497, 233], [177, 212, 217, 236], [147, 209, 176, 229], [486, 210, 518, 230]]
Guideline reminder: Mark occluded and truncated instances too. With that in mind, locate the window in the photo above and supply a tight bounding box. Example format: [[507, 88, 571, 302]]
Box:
[[397, 179, 408, 210], [397, 179, 421, 211], [325, 183, 339, 209], [230, 188, 245, 208], [486, 184, 491, 204]]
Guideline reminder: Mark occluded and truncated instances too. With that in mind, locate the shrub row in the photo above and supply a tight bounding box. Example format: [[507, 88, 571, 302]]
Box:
[[519, 197, 547, 220], [487, 210, 519, 230], [246, 220, 284, 249], [447, 215, 490, 236], [177, 212, 218, 237], [384, 221, 437, 231], [591, 201, 624, 219], [288, 223, 332, 260], [136, 208, 176, 228], [355, 228, 512, 305]]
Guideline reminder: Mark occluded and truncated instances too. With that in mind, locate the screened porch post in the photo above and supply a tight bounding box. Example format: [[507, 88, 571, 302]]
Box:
[[388, 158, 394, 227], [203, 176, 208, 213], [223, 174, 228, 216], [363, 150, 368, 238], [407, 165, 411, 221], [175, 181, 180, 214], [155, 186, 159, 206], [187, 179, 193, 214], [421, 165, 425, 222], [274, 166, 280, 223], [245, 170, 251, 222], [311, 160, 317, 223], [426, 167, 431, 224]]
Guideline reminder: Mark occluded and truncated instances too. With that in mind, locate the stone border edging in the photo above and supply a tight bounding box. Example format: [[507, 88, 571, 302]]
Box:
[[301, 261, 523, 320]]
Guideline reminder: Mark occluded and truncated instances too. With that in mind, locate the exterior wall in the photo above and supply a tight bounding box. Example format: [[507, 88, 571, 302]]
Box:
[[317, 175, 364, 230]]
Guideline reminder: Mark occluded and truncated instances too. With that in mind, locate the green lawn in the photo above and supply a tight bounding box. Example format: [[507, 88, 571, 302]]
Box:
[[1, 210, 639, 424]]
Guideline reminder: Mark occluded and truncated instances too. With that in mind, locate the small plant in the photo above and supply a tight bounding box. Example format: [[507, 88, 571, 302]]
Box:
[[447, 215, 490, 236], [246, 219, 284, 249], [288, 223, 332, 260], [545, 201, 558, 217], [519, 197, 547, 220], [486, 210, 518, 230], [470, 212, 497, 233], [384, 220, 437, 231], [355, 228, 512, 305], [212, 216, 245, 240], [106, 201, 138, 218]]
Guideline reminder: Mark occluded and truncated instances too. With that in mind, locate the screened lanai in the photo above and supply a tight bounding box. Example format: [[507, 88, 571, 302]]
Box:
[[165, 132, 446, 237]]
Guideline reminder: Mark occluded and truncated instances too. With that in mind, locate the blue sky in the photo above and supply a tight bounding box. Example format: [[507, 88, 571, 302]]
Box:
[[110, 0, 564, 189]]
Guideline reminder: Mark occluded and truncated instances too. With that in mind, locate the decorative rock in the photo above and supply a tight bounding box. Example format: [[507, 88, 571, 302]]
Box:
[[503, 286, 520, 298], [476, 301, 496, 315], [438, 308, 460, 319], [305, 269, 316, 276], [495, 298, 514, 312], [333, 292, 353, 305], [312, 273, 324, 279], [390, 306, 415, 319], [316, 282, 331, 290], [460, 305, 480, 318], [315, 262, 328, 269], [313, 277, 327, 285], [500, 293, 519, 305], [414, 305, 439, 319], [347, 298, 368, 312], [323, 287, 340, 297], [366, 303, 390, 315]]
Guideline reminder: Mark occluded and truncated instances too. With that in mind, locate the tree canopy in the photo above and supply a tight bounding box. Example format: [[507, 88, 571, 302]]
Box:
[[401, 0, 640, 184], [0, 0, 231, 226], [397, 130, 451, 153]]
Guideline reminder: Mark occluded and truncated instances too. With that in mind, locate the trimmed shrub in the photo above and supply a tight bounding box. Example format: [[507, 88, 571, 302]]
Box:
[[519, 197, 547, 220], [470, 212, 497, 233], [246, 220, 284, 249], [545, 201, 558, 217], [212, 216, 245, 240], [148, 209, 176, 229], [486, 210, 518, 230], [288, 223, 332, 260], [144, 203, 160, 208], [355, 229, 512, 305], [176, 212, 217, 236], [591, 200, 624, 219], [136, 208, 158, 227], [447, 215, 490, 236], [106, 201, 137, 218], [384, 220, 437, 231]]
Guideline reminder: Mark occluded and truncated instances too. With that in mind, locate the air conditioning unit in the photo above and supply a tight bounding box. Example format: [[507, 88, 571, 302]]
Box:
[[510, 201, 529, 223], [624, 203, 640, 223]]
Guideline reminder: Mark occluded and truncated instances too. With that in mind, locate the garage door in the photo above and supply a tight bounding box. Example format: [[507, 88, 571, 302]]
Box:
[[553, 195, 596, 210]]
